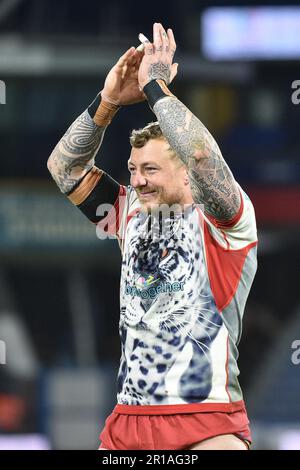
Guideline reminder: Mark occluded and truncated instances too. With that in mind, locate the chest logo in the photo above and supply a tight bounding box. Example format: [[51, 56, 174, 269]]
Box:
[[136, 273, 160, 289]]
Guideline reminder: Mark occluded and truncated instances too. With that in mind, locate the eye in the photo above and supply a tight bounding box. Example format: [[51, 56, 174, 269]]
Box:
[[146, 167, 157, 172]]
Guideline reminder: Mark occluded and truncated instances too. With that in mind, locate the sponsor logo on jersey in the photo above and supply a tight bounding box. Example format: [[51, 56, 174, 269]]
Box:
[[125, 272, 184, 300]]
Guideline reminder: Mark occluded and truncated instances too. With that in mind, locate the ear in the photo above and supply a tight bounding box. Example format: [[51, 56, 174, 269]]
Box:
[[183, 168, 189, 185]]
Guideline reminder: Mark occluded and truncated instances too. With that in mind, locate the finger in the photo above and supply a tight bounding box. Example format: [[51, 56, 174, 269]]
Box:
[[116, 47, 135, 68], [132, 50, 144, 68], [144, 40, 154, 55], [133, 47, 144, 61], [133, 50, 144, 71], [153, 22, 163, 52], [136, 33, 150, 52], [138, 33, 150, 43], [123, 48, 141, 69], [159, 23, 169, 52], [121, 64, 129, 80], [167, 28, 176, 57], [128, 51, 138, 67]]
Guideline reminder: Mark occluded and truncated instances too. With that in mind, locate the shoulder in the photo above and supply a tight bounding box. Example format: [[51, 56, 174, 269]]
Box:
[[204, 187, 257, 248]]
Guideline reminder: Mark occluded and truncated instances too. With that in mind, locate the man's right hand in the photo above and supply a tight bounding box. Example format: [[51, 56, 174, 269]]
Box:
[[102, 47, 145, 106]]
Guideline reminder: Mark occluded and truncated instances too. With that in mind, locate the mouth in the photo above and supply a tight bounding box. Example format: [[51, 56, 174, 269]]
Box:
[[138, 191, 157, 199]]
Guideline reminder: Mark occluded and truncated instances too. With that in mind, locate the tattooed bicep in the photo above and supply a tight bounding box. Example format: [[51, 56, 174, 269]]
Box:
[[187, 154, 241, 221]]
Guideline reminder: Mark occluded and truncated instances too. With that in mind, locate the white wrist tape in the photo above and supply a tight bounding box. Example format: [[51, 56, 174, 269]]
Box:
[[136, 33, 150, 52]]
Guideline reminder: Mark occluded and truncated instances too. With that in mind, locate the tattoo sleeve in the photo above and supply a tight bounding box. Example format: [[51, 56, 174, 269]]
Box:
[[47, 109, 106, 194], [153, 97, 241, 222]]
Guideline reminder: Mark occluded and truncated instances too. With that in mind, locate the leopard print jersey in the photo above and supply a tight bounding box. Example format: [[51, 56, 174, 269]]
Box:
[[117, 207, 223, 406]]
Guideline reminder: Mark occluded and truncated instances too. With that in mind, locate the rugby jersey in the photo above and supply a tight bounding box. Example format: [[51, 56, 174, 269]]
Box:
[[70, 170, 257, 414]]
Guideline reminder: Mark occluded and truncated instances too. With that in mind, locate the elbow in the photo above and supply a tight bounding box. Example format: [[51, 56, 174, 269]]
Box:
[[47, 155, 53, 174], [47, 148, 57, 176]]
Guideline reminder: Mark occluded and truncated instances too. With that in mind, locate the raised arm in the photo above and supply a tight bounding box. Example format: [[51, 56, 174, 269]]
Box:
[[138, 23, 241, 223], [47, 46, 146, 195]]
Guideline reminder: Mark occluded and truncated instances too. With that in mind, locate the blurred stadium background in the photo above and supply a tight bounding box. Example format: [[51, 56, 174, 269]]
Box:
[[0, 0, 300, 450]]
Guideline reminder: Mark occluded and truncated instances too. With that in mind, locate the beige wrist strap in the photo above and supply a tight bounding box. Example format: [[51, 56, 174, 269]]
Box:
[[93, 96, 120, 127], [68, 166, 103, 205]]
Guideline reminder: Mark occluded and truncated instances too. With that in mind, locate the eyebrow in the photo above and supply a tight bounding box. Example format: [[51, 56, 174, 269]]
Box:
[[127, 161, 161, 168]]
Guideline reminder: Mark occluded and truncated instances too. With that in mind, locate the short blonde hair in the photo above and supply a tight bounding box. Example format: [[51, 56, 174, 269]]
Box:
[[130, 122, 183, 166]]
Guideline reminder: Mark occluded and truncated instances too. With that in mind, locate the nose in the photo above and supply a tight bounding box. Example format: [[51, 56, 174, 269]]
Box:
[[131, 171, 147, 189]]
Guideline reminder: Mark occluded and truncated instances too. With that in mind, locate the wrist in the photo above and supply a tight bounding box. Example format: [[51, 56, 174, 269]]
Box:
[[100, 90, 120, 107], [88, 91, 121, 127], [143, 79, 175, 110]]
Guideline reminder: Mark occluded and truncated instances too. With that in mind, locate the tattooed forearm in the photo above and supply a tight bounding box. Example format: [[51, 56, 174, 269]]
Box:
[[47, 110, 106, 194], [153, 97, 241, 221]]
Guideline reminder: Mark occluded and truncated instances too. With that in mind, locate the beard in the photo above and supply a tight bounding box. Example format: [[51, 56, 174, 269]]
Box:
[[138, 189, 185, 216]]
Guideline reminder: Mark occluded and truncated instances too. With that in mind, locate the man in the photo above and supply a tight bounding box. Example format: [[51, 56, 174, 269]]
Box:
[[47, 23, 257, 450]]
